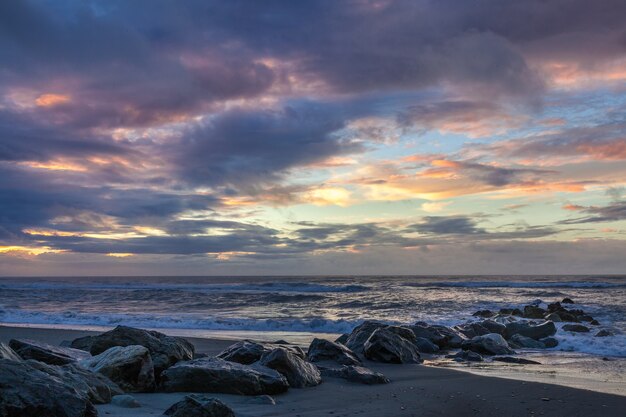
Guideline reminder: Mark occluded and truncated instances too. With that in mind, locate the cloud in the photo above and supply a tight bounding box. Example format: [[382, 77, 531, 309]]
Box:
[[560, 201, 626, 224]]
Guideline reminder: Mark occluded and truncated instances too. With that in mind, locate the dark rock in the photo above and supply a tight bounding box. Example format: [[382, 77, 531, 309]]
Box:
[[562, 324, 590, 333], [429, 325, 467, 348], [508, 334, 545, 349], [79, 345, 155, 393], [0, 358, 97, 417], [547, 302, 562, 313], [217, 340, 305, 365], [0, 342, 21, 361], [160, 357, 289, 395], [259, 347, 321, 388], [539, 337, 559, 348], [307, 338, 361, 366], [590, 319, 600, 326], [499, 308, 523, 316], [561, 297, 574, 304], [111, 394, 141, 408], [454, 323, 490, 339], [363, 328, 422, 364], [555, 310, 580, 322], [413, 337, 439, 353], [461, 333, 514, 355], [472, 310, 494, 318], [523, 305, 546, 319], [595, 329, 613, 337], [493, 356, 541, 365], [409, 323, 449, 348], [319, 365, 389, 384], [505, 321, 557, 340], [479, 320, 507, 336], [248, 395, 276, 405], [544, 313, 562, 322], [335, 334, 349, 344], [164, 394, 235, 417], [446, 350, 483, 362], [345, 321, 387, 353], [578, 315, 594, 322], [9, 339, 91, 365], [71, 325, 194, 380]]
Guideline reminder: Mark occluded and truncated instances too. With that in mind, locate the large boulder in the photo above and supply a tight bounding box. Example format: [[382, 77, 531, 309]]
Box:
[[259, 347, 321, 388], [217, 340, 304, 365], [344, 321, 387, 353], [479, 320, 507, 336], [562, 324, 590, 333], [523, 305, 546, 319], [71, 326, 194, 379], [160, 357, 289, 395], [363, 328, 422, 364], [27, 360, 123, 404], [508, 334, 546, 349], [461, 333, 514, 355], [0, 343, 21, 361], [409, 323, 448, 347], [164, 394, 235, 417], [454, 323, 490, 339], [319, 365, 389, 384], [9, 339, 91, 365], [413, 337, 439, 353], [79, 345, 155, 393], [0, 358, 97, 417], [307, 338, 361, 366], [426, 325, 467, 348], [504, 321, 557, 340]]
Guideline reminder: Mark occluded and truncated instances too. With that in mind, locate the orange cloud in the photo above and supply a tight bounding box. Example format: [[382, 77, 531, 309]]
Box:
[[35, 93, 71, 107], [562, 204, 585, 211]]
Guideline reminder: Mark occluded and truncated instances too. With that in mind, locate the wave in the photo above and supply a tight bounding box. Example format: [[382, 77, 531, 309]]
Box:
[[403, 281, 625, 289]]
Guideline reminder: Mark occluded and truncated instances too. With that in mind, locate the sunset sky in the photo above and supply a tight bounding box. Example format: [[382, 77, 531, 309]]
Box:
[[1, 0, 625, 276]]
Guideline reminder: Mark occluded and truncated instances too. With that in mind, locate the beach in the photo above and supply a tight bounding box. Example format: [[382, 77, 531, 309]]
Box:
[[2, 325, 625, 417]]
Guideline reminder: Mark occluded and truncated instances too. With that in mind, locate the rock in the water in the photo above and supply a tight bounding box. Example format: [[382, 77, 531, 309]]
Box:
[[544, 313, 562, 322], [505, 321, 557, 340], [540, 337, 559, 348], [319, 365, 389, 384], [28, 360, 123, 404], [344, 321, 387, 353], [0, 358, 97, 417], [446, 350, 483, 362], [160, 357, 289, 395], [595, 329, 613, 337], [508, 334, 546, 349], [363, 328, 422, 364], [454, 323, 490, 339], [523, 305, 546, 319], [561, 297, 574, 304], [9, 338, 91, 365], [479, 320, 507, 336], [259, 347, 321, 388], [493, 356, 541, 365], [499, 308, 523, 316], [472, 310, 494, 318], [307, 338, 361, 366], [217, 340, 305, 365], [461, 333, 514, 355], [0, 343, 21, 361], [71, 325, 194, 379], [562, 324, 590, 333], [79, 345, 155, 393], [413, 337, 439, 353], [164, 394, 235, 417], [111, 394, 141, 408]]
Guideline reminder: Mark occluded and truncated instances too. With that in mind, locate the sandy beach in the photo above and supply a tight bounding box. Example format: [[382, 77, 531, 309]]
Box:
[[2, 325, 624, 417]]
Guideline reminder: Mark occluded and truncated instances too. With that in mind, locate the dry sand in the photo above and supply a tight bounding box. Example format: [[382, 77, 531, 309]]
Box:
[[2, 325, 624, 417]]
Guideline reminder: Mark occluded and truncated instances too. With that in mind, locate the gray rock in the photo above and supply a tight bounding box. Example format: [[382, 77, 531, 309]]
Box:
[[595, 329, 613, 337], [454, 323, 490, 339], [345, 321, 387, 353], [27, 360, 123, 404], [319, 365, 389, 384], [217, 340, 305, 365], [409, 323, 448, 348], [508, 334, 546, 349], [479, 320, 507, 336], [544, 313, 562, 322], [428, 325, 467, 348], [462, 333, 514, 355], [0, 342, 21, 361], [540, 337, 559, 348], [472, 310, 494, 318], [363, 328, 422, 364], [307, 338, 361, 366], [71, 325, 194, 380], [79, 345, 155, 393], [493, 356, 541, 365], [335, 334, 349, 344], [505, 321, 557, 340], [160, 357, 289, 395], [523, 305, 546, 319], [499, 308, 523, 316], [9, 338, 91, 365], [413, 337, 439, 353], [562, 324, 590, 333], [164, 394, 235, 417], [0, 358, 97, 417], [446, 350, 483, 362], [561, 297, 574, 304], [111, 394, 141, 408], [259, 347, 321, 388]]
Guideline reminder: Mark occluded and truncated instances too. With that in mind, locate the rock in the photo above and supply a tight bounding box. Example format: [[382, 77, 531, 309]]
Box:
[[9, 339, 91, 365], [259, 347, 321, 388], [454, 323, 490, 339], [409, 323, 449, 348], [71, 325, 194, 380], [319, 365, 389, 384], [461, 333, 514, 355], [345, 321, 387, 353], [0, 342, 21, 361], [493, 357, 541, 365], [544, 313, 562, 322], [111, 394, 141, 408], [446, 350, 483, 362], [429, 325, 467, 348], [307, 338, 361, 366], [508, 334, 546, 349], [164, 394, 235, 417], [363, 328, 422, 364], [504, 321, 557, 340], [472, 310, 494, 318], [79, 345, 155, 393], [0, 358, 97, 417], [27, 360, 123, 404], [413, 337, 439, 353], [590, 319, 600, 326], [160, 357, 289, 395], [499, 308, 523, 316], [547, 302, 562, 312], [335, 334, 349, 344], [248, 395, 276, 405], [540, 337, 559, 348], [523, 305, 546, 319], [562, 324, 590, 333], [561, 297, 574, 304], [595, 329, 613, 337], [479, 320, 507, 336], [217, 340, 305, 365]]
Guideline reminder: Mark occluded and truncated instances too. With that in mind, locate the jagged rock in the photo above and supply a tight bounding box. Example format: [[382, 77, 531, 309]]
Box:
[[461, 333, 514, 355], [479, 320, 507, 336], [523, 305, 546, 319], [472, 310, 494, 318], [335, 334, 349, 344], [259, 347, 321, 388], [505, 321, 557, 340], [345, 321, 387, 353], [454, 323, 490, 339], [493, 356, 541, 365], [0, 342, 21, 361], [160, 357, 289, 395], [561, 297, 574, 304], [217, 340, 305, 365], [540, 337, 559, 348], [79, 345, 155, 393], [9, 339, 91, 365], [319, 365, 389, 384], [544, 313, 562, 322], [0, 358, 97, 417], [446, 350, 483, 362], [409, 323, 449, 348], [71, 325, 194, 379], [164, 394, 235, 417], [562, 324, 590, 333], [508, 334, 546, 349], [595, 329, 613, 337], [363, 328, 422, 364], [413, 337, 439, 353], [111, 394, 141, 408], [307, 338, 361, 366], [27, 360, 123, 404], [429, 325, 468, 348]]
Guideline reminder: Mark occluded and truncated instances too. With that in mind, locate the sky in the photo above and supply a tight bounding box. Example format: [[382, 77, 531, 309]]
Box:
[[0, 0, 625, 276]]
